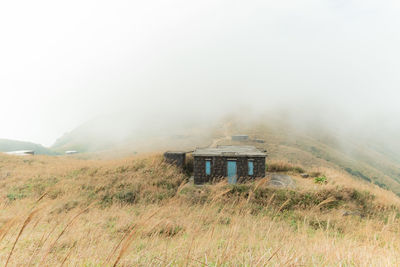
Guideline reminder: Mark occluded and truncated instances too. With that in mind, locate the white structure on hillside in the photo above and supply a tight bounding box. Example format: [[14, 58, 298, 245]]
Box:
[[5, 150, 35, 156]]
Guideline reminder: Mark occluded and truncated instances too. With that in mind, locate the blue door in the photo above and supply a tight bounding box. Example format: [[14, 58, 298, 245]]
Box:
[[205, 160, 211, 175], [227, 161, 237, 184], [248, 161, 254, 176]]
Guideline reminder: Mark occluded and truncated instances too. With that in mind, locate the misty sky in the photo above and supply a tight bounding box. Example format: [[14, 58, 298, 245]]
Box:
[[1, 0, 400, 146]]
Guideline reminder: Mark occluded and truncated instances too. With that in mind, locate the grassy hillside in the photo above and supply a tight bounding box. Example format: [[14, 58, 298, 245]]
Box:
[[0, 139, 57, 155], [209, 118, 400, 196], [50, 115, 400, 196], [0, 153, 400, 265]]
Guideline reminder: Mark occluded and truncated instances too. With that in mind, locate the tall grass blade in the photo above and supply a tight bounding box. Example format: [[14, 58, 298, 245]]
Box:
[[5, 209, 40, 267]]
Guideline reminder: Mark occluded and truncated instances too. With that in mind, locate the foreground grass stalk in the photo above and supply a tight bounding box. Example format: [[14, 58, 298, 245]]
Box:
[[27, 221, 59, 266], [40, 203, 94, 264], [5, 209, 40, 267], [59, 242, 76, 267], [104, 224, 136, 265], [111, 207, 162, 267], [0, 219, 17, 244]]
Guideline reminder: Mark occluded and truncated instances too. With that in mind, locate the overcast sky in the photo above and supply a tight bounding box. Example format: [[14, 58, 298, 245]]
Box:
[[1, 0, 400, 146]]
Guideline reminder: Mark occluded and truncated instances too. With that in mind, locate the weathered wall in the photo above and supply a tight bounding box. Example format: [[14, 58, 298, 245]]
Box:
[[164, 152, 186, 168], [193, 156, 265, 184]]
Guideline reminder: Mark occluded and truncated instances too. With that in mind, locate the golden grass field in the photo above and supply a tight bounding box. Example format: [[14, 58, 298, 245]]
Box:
[[1, 153, 400, 266]]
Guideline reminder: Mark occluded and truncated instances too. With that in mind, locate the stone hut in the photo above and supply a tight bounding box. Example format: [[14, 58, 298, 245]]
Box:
[[163, 151, 186, 168], [231, 135, 249, 141], [192, 146, 266, 184]]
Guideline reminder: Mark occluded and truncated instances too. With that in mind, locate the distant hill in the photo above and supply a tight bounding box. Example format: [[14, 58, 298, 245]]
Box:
[[0, 139, 57, 155], [51, 114, 145, 153], [51, 113, 213, 154]]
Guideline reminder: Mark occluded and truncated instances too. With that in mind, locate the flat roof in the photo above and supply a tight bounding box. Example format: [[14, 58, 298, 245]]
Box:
[[193, 146, 266, 157]]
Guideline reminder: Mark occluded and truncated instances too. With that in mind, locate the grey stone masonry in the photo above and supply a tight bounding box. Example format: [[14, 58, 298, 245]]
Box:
[[193, 155, 266, 184], [164, 152, 186, 168]]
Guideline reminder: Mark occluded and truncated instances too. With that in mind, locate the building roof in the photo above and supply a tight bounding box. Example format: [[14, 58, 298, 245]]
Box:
[[193, 146, 266, 157], [164, 151, 187, 154]]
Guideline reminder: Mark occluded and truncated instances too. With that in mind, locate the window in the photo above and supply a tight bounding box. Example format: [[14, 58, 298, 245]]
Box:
[[248, 160, 254, 176], [205, 160, 211, 175]]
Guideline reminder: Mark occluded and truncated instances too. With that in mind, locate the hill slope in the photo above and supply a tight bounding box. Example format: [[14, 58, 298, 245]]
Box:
[[0, 153, 399, 265], [210, 118, 400, 196]]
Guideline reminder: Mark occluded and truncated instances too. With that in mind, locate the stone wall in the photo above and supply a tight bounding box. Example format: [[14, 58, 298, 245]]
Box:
[[193, 156, 265, 184], [164, 152, 186, 168]]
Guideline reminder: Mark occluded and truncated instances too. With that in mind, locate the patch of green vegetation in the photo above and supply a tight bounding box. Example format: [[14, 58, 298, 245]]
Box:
[[48, 188, 64, 199], [219, 216, 231, 225], [7, 192, 27, 201], [114, 190, 138, 204], [314, 176, 328, 184], [67, 167, 89, 179], [345, 167, 371, 183], [7, 176, 59, 201], [350, 189, 375, 214], [221, 186, 380, 216], [230, 184, 251, 195], [179, 186, 210, 204], [80, 262, 103, 267], [100, 186, 140, 207], [104, 216, 118, 232], [56, 201, 79, 213], [157, 224, 183, 237], [155, 179, 180, 190], [374, 181, 389, 190], [116, 166, 129, 173], [131, 161, 146, 172]]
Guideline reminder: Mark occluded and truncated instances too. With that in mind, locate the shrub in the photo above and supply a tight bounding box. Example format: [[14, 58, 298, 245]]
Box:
[[314, 176, 328, 184], [115, 190, 137, 204], [292, 166, 305, 174]]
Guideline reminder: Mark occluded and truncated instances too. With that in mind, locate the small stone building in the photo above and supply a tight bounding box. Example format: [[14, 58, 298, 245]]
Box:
[[192, 146, 266, 184], [231, 135, 249, 141], [163, 151, 186, 168]]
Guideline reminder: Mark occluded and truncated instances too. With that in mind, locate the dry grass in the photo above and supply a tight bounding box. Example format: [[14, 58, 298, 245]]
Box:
[[267, 160, 305, 174], [0, 153, 400, 266]]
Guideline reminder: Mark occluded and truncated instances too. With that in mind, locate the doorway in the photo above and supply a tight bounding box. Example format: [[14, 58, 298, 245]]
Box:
[[227, 160, 237, 184]]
